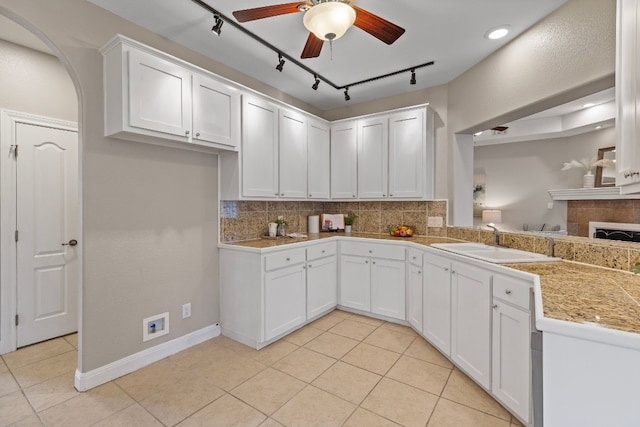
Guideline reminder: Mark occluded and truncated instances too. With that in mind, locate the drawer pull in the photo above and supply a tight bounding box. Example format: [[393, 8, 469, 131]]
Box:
[[505, 289, 512, 295], [444, 267, 449, 272], [493, 304, 498, 309], [286, 257, 290, 261], [418, 270, 422, 274], [322, 250, 326, 253], [308, 264, 312, 268], [372, 261, 376, 264], [369, 250, 372, 254], [185, 130, 190, 136], [365, 260, 369, 264], [412, 256, 417, 260]]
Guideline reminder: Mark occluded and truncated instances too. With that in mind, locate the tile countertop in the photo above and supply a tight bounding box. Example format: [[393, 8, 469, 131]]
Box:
[[221, 233, 640, 336], [505, 262, 640, 335]]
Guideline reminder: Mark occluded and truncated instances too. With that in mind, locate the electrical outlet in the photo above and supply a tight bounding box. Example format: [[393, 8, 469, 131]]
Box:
[[182, 303, 192, 319], [547, 202, 554, 209], [427, 216, 444, 227]]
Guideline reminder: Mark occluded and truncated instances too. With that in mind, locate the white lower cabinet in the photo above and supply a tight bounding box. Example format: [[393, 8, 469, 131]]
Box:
[[340, 255, 371, 311], [220, 242, 337, 348], [264, 264, 306, 341], [451, 262, 492, 389], [492, 274, 532, 425], [407, 263, 424, 333], [423, 253, 452, 355], [339, 241, 406, 320], [371, 259, 406, 319], [307, 253, 337, 319]]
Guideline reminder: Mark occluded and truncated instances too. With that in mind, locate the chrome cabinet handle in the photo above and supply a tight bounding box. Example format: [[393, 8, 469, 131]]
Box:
[[418, 270, 422, 274], [505, 289, 512, 295], [286, 257, 290, 261], [444, 267, 449, 272], [195, 132, 200, 137], [185, 130, 190, 136], [62, 239, 78, 247], [365, 260, 369, 264], [493, 304, 498, 309]]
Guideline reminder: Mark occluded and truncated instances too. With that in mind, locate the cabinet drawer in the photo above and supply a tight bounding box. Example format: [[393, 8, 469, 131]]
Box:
[[307, 242, 336, 260], [265, 248, 306, 271], [493, 275, 531, 310], [408, 248, 423, 267], [341, 241, 405, 260]]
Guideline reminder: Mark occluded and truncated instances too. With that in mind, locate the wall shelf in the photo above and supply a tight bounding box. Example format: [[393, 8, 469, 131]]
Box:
[[548, 187, 640, 200]]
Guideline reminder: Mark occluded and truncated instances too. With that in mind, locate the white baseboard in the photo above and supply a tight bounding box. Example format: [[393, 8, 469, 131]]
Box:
[[74, 323, 220, 391]]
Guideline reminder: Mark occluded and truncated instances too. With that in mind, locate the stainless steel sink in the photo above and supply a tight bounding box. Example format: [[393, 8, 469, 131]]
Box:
[[431, 243, 559, 263]]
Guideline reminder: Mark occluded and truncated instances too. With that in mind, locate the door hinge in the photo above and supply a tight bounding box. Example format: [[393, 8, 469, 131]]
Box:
[[15, 230, 18, 242], [15, 314, 19, 326], [10, 144, 18, 159]]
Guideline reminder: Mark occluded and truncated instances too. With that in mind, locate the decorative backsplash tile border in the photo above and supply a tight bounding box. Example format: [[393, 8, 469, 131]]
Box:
[[219, 199, 640, 272], [220, 200, 448, 242]]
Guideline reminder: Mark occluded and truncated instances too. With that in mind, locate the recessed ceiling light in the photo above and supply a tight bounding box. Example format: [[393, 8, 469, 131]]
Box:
[[583, 103, 595, 108], [485, 25, 511, 40]]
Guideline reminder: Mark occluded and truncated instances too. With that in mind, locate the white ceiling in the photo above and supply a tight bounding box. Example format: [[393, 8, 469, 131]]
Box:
[[86, 0, 568, 111]]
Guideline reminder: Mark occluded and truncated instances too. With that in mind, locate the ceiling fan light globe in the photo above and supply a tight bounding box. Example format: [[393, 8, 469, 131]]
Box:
[[303, 2, 356, 41]]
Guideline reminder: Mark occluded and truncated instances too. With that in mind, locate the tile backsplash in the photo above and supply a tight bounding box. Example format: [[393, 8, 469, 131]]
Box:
[[220, 199, 640, 273], [220, 200, 448, 242]]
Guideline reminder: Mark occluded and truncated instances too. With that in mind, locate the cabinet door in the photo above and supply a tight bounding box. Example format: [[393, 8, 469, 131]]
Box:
[[339, 255, 371, 311], [307, 256, 337, 319], [331, 122, 358, 199], [264, 264, 306, 341], [371, 258, 405, 320], [492, 300, 531, 424], [407, 263, 423, 332], [192, 74, 240, 147], [451, 262, 492, 389], [389, 109, 424, 198], [128, 49, 192, 138], [242, 96, 279, 197], [423, 253, 451, 355], [279, 109, 308, 198], [307, 120, 331, 199], [616, 0, 640, 192], [358, 117, 388, 199]]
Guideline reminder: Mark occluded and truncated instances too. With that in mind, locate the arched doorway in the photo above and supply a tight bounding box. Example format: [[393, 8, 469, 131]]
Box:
[[0, 11, 82, 367]]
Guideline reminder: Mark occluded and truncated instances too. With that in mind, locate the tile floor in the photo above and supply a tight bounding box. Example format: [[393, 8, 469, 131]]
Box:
[[0, 310, 525, 426]]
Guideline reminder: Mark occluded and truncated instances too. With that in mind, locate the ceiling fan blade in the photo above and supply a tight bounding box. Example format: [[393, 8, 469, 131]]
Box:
[[301, 32, 323, 59], [233, 2, 310, 23], [352, 5, 406, 45]]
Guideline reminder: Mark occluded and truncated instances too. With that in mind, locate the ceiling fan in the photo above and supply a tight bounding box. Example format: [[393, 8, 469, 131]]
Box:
[[232, 0, 405, 59]]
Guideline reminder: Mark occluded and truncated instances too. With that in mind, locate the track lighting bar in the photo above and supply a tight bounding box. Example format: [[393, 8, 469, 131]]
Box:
[[190, 0, 435, 101]]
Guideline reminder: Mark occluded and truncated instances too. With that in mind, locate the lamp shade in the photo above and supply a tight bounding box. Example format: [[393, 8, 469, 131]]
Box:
[[482, 209, 502, 224], [303, 2, 356, 41]]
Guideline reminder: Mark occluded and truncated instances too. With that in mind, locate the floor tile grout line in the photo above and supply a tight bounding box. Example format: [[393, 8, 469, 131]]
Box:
[[109, 378, 168, 426]]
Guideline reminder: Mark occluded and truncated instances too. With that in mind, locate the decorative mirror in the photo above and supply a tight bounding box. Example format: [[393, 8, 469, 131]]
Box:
[[595, 146, 616, 187]]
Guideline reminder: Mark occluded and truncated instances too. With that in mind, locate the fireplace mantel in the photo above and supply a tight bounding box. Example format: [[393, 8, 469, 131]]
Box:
[[549, 187, 640, 200]]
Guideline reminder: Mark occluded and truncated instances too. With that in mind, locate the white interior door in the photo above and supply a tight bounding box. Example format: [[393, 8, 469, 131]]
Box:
[[16, 122, 78, 347]]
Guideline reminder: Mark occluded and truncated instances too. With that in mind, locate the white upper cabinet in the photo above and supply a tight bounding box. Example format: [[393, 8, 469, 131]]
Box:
[[307, 120, 331, 199], [389, 109, 430, 198], [192, 74, 240, 148], [241, 96, 279, 197], [279, 108, 308, 199], [127, 49, 192, 138], [331, 121, 358, 199], [101, 36, 240, 152], [358, 117, 389, 199], [616, 0, 640, 193]]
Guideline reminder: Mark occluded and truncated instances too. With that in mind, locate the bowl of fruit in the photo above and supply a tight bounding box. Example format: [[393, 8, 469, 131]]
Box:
[[389, 225, 414, 237]]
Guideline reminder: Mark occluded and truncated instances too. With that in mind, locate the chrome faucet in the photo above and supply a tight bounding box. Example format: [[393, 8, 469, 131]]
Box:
[[548, 237, 556, 257], [486, 223, 500, 246]]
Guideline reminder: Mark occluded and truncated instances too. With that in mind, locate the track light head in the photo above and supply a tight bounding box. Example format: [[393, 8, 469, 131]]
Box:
[[276, 54, 285, 72], [410, 68, 416, 85], [344, 87, 351, 101], [312, 74, 320, 90], [211, 15, 223, 36]]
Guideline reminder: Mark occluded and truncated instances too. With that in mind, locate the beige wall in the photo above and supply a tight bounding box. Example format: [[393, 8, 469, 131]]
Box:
[[0, 39, 77, 121]]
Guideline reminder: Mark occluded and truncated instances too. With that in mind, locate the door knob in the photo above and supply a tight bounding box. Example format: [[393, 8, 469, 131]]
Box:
[[62, 239, 78, 247]]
